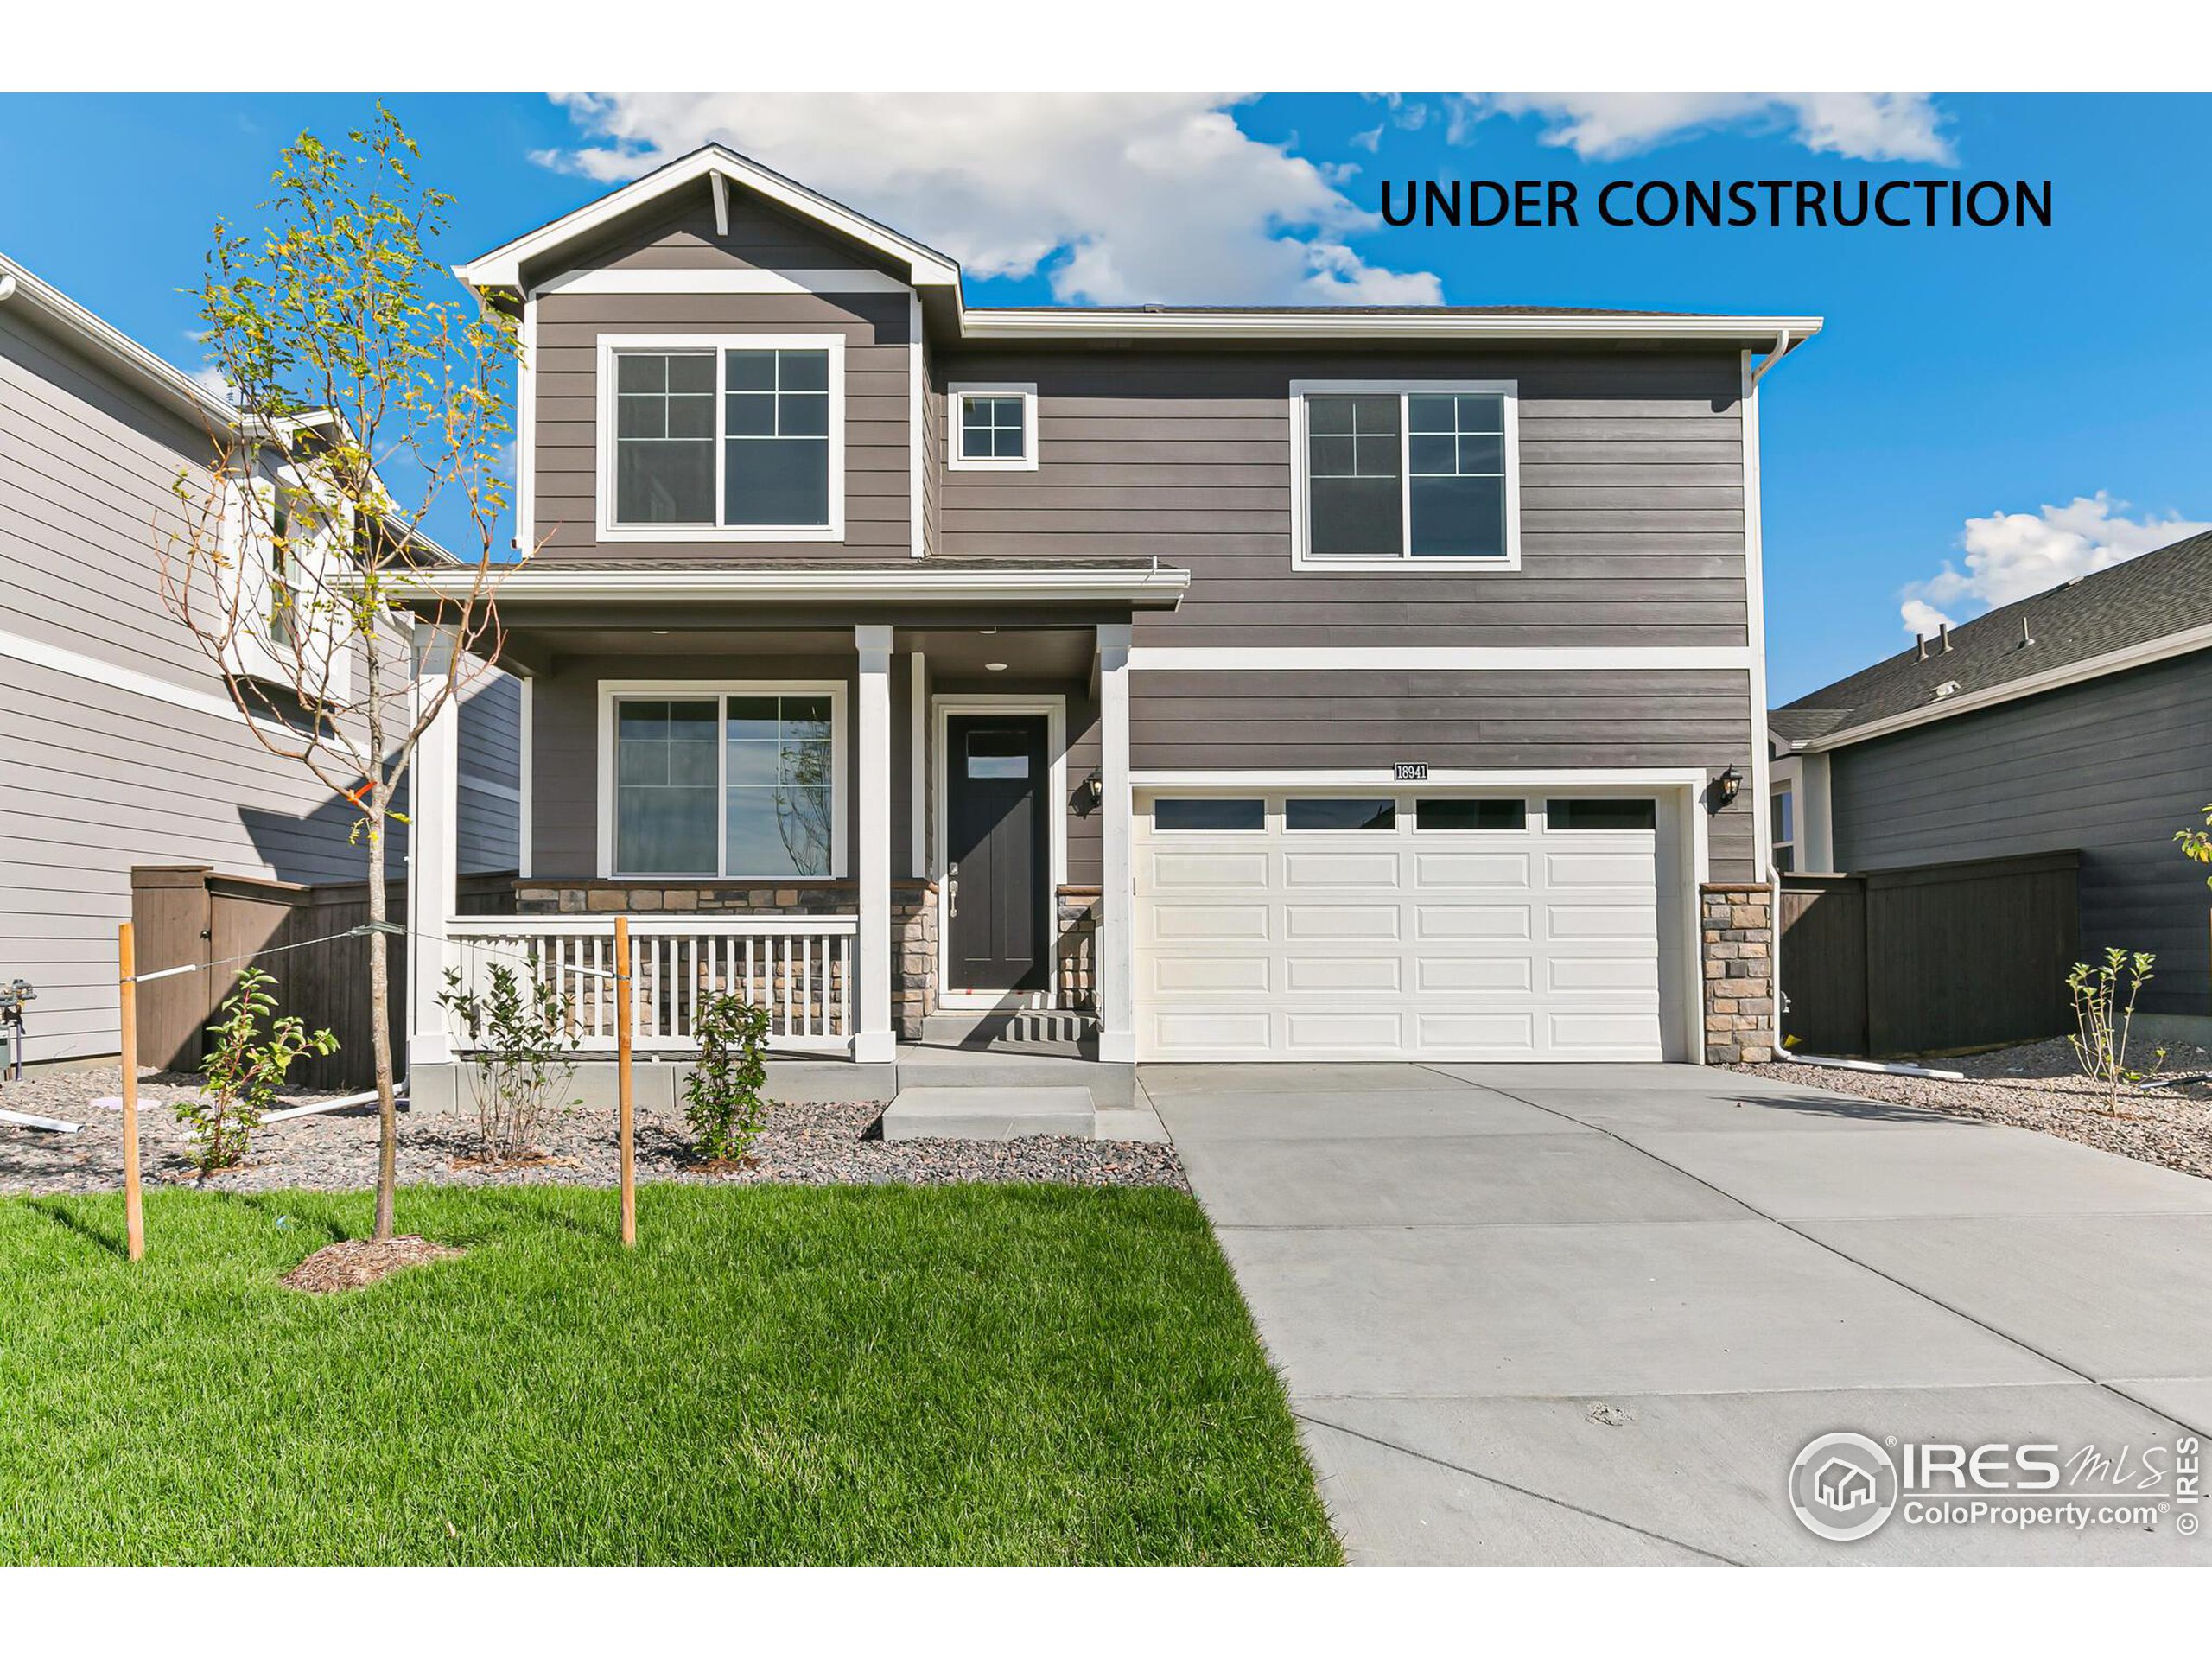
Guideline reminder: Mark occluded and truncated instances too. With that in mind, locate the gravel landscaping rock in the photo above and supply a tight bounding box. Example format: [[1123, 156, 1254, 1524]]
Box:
[[1734, 1035, 2212, 1180], [0, 1067, 1186, 1195]]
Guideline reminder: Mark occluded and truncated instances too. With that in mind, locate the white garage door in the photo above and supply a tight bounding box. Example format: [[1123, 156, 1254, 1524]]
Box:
[[1133, 791, 1671, 1062]]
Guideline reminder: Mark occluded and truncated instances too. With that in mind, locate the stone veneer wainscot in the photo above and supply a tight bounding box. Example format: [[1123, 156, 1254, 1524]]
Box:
[[1701, 881, 1776, 1064]]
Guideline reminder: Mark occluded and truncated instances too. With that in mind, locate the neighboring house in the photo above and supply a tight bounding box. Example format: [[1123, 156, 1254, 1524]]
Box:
[[1770, 530, 2212, 1018], [403, 143, 1817, 1094], [0, 251, 521, 1066]]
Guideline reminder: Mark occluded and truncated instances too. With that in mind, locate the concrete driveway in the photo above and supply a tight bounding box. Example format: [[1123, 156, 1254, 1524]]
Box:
[[1141, 1061, 2212, 1565]]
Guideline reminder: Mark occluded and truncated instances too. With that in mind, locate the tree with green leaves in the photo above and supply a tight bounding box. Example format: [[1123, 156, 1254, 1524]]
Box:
[[157, 105, 520, 1241]]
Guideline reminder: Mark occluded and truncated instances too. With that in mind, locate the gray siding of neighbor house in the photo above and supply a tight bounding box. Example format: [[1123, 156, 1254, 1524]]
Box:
[[1827, 651, 2212, 1015], [0, 299, 518, 1065]]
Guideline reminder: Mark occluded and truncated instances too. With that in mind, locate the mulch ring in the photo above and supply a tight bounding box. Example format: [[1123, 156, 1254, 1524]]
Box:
[[281, 1236, 465, 1294]]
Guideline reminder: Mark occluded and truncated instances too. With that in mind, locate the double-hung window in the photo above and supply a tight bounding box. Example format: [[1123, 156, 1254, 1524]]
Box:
[[606, 685, 845, 879], [604, 336, 843, 538], [947, 383, 1038, 470], [1292, 380, 1519, 569]]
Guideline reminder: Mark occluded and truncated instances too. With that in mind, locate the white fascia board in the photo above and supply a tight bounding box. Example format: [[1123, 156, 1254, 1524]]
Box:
[[0, 252, 232, 425], [1128, 645, 1751, 671], [534, 267, 914, 296], [455, 148, 962, 295], [407, 566, 1191, 605], [959, 310, 1825, 346], [1794, 622, 2212, 753]]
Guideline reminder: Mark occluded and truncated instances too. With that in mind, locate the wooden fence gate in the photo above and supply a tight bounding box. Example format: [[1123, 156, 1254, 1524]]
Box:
[[1777, 849, 2080, 1058], [130, 865, 513, 1090]]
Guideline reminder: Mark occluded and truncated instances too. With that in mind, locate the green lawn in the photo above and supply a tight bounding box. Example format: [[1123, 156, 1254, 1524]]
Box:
[[0, 1184, 1338, 1565]]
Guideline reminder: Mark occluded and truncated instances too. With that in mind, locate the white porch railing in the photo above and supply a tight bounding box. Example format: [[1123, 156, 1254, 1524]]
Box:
[[443, 916, 859, 1054]]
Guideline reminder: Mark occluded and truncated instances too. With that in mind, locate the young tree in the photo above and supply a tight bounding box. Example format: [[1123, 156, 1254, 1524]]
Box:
[[157, 106, 518, 1241]]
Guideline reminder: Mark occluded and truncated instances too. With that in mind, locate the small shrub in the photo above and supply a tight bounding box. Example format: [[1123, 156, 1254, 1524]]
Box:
[[2177, 804, 2212, 887], [179, 967, 338, 1174], [436, 963, 582, 1162], [684, 990, 772, 1164], [2065, 948, 2164, 1103]]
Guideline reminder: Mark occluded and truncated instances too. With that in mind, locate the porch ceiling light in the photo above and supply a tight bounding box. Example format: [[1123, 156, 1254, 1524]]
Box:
[[985, 661, 1008, 672]]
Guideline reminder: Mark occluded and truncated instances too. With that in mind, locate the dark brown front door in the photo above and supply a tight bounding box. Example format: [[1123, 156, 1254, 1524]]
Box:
[[945, 714, 1049, 994]]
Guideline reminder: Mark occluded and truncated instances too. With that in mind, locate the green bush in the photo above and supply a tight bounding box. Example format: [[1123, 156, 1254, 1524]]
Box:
[[436, 963, 582, 1162], [684, 991, 772, 1163], [178, 967, 338, 1174], [2065, 947, 2164, 1102]]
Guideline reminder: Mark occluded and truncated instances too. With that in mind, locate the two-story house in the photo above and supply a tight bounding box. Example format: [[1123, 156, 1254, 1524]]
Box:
[[0, 250, 520, 1069], [403, 145, 1815, 1110]]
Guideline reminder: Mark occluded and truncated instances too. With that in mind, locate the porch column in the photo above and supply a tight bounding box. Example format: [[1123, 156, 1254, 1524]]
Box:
[[855, 624, 896, 1063], [405, 623, 462, 1069], [1096, 623, 1135, 1064]]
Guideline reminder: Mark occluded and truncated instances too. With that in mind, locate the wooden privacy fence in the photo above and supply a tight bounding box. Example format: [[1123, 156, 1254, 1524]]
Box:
[[1778, 849, 2080, 1058], [130, 866, 514, 1090]]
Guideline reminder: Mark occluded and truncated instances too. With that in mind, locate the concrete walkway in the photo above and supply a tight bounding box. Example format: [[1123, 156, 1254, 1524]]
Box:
[[1142, 1061, 2212, 1564]]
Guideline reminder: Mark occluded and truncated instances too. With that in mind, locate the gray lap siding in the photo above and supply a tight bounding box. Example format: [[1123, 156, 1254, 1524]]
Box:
[[531, 289, 913, 563], [1827, 652, 2212, 1015], [937, 347, 1748, 648]]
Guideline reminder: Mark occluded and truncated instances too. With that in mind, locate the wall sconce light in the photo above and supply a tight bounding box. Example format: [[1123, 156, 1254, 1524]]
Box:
[[1708, 766, 1742, 813], [1080, 771, 1104, 811]]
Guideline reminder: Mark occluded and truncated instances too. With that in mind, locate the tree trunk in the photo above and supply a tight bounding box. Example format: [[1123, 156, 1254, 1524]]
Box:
[[366, 798, 398, 1242]]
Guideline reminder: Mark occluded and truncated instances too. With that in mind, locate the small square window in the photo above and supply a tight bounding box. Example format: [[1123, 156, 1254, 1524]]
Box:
[[950, 386, 1038, 470]]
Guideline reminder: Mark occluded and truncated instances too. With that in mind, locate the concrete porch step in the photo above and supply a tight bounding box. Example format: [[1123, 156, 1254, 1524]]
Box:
[[893, 1042, 1134, 1108], [918, 1009, 1101, 1058], [880, 1085, 1096, 1141]]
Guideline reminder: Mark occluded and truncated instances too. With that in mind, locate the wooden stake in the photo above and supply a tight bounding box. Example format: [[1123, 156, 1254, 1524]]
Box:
[[615, 914, 635, 1248], [118, 922, 145, 1262]]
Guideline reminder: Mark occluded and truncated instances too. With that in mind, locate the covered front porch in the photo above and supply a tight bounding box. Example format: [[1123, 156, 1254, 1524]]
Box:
[[401, 563, 1181, 1083]]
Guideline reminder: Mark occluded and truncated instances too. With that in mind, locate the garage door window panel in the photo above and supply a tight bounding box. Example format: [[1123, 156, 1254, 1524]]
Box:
[[1417, 798, 1527, 831], [1286, 798, 1396, 831], [1548, 798, 1657, 830], [1154, 798, 1264, 831]]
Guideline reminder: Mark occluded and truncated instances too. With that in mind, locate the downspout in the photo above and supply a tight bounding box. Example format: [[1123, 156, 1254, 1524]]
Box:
[[1740, 327, 1793, 1060]]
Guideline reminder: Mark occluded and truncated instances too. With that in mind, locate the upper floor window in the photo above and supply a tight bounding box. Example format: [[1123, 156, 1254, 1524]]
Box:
[[601, 335, 844, 540], [947, 383, 1039, 471], [1771, 786, 1796, 874], [1289, 380, 1520, 570]]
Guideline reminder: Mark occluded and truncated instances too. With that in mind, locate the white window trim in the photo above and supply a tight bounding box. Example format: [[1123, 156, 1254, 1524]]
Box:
[[946, 382, 1039, 472], [1287, 378, 1522, 572], [595, 334, 847, 543], [931, 692, 1067, 1007], [595, 678, 849, 880]]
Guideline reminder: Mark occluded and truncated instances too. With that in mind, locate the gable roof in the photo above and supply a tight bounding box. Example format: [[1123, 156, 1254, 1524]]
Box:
[[456, 145, 963, 296], [1774, 530, 2212, 752], [460, 144, 1822, 350]]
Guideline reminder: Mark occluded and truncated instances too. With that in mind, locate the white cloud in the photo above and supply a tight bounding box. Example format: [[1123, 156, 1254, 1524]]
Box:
[[188, 362, 236, 404], [536, 93, 1440, 307], [1897, 493, 2212, 636], [1446, 93, 1955, 164]]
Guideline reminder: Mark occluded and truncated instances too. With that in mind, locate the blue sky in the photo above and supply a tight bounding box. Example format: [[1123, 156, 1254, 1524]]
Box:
[[3, 92, 2206, 701]]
